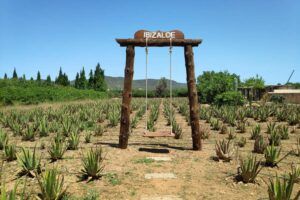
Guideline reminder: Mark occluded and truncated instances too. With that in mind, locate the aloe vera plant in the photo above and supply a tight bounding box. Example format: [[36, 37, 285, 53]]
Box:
[[292, 137, 300, 157], [264, 145, 290, 167], [237, 155, 262, 183], [267, 122, 276, 134], [84, 132, 92, 143], [0, 129, 8, 150], [37, 168, 68, 200], [268, 173, 300, 200], [250, 124, 261, 140], [172, 121, 182, 139], [94, 124, 104, 136], [268, 130, 281, 146], [237, 137, 247, 147], [17, 147, 41, 176], [81, 147, 104, 180], [48, 139, 67, 161], [67, 132, 80, 150], [210, 118, 221, 131], [215, 139, 234, 162], [38, 116, 49, 137], [277, 125, 289, 140], [4, 144, 17, 162], [22, 125, 35, 141], [253, 135, 267, 154]]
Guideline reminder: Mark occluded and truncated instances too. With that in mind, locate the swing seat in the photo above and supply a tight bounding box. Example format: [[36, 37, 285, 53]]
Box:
[[143, 130, 175, 138]]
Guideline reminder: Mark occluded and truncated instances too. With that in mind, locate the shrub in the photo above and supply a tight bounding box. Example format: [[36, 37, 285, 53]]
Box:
[[270, 94, 285, 103], [214, 91, 245, 106], [197, 71, 240, 103]]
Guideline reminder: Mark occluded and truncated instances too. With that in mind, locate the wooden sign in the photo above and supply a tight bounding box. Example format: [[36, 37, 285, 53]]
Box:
[[134, 30, 184, 39]]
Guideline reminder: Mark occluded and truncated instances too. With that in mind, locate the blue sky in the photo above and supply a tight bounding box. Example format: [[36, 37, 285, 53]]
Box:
[[0, 0, 299, 84]]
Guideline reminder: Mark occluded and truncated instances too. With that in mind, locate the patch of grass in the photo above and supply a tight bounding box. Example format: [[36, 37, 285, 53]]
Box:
[[105, 173, 121, 186], [133, 158, 154, 164]]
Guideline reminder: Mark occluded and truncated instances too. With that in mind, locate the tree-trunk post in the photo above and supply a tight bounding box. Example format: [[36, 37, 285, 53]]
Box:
[[184, 45, 202, 150], [119, 45, 135, 149]]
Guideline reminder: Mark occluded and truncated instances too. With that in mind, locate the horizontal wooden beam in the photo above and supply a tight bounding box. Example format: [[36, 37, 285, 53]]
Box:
[[116, 38, 202, 47]]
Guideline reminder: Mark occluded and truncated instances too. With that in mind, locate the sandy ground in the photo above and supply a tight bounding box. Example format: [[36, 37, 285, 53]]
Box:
[[0, 100, 299, 199]]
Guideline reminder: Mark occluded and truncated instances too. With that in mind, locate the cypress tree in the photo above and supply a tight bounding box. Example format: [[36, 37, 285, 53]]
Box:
[[4, 73, 7, 79], [88, 69, 94, 89], [22, 74, 26, 80], [37, 71, 41, 82], [79, 67, 87, 89], [62, 73, 70, 86], [46, 75, 52, 85], [55, 67, 69, 86], [94, 63, 107, 91], [55, 67, 63, 85], [75, 73, 80, 89], [12, 68, 18, 79]]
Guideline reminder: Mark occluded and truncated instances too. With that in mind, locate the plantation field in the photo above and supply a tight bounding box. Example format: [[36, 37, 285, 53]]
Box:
[[0, 98, 299, 199]]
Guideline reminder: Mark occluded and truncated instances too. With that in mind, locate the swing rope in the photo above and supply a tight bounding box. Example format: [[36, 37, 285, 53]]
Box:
[[144, 37, 173, 135], [169, 38, 173, 134], [145, 38, 148, 131]]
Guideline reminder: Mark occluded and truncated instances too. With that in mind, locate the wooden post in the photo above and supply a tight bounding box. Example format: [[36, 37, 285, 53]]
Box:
[[119, 45, 135, 149], [184, 45, 202, 150]]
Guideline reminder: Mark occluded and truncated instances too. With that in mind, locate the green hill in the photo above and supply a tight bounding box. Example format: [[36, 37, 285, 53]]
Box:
[[105, 76, 186, 90]]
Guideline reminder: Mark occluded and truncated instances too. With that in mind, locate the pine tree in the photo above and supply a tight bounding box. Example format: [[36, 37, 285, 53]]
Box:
[[94, 63, 107, 91], [46, 75, 52, 85], [88, 69, 94, 89], [75, 73, 80, 89], [4, 73, 8, 79], [37, 71, 41, 82], [12, 68, 18, 79]]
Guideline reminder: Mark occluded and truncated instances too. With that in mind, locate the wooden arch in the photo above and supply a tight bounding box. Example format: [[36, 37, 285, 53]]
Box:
[[116, 30, 202, 150]]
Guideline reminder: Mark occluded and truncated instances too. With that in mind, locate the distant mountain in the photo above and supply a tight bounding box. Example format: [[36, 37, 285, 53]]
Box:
[[105, 76, 186, 90]]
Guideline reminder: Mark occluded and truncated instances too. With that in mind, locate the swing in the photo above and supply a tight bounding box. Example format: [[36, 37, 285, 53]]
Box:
[[143, 38, 175, 138]]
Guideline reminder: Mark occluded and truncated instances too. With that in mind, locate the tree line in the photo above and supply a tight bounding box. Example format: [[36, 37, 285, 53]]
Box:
[[1, 63, 107, 92]]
